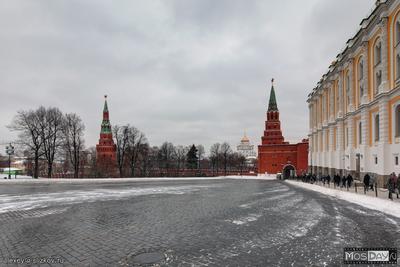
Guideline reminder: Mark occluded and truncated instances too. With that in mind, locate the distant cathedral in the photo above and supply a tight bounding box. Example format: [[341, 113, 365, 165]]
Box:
[[258, 79, 308, 178], [96, 95, 117, 176], [236, 133, 257, 160]]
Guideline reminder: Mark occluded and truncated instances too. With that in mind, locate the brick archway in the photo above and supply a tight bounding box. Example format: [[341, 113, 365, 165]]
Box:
[[282, 164, 296, 179]]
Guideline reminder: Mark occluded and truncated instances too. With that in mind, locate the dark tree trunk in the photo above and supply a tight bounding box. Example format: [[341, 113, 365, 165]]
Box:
[[34, 151, 39, 178]]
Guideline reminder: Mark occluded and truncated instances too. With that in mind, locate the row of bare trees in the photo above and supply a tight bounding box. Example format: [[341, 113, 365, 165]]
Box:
[[8, 107, 254, 178], [9, 107, 85, 178]]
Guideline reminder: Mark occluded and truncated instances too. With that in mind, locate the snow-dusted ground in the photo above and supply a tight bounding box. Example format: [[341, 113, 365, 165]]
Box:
[[0, 184, 219, 214], [286, 180, 400, 219], [0, 175, 275, 184]]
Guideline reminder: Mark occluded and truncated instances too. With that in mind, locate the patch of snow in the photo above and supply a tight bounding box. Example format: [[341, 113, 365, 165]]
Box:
[[227, 214, 262, 225], [286, 180, 400, 219], [227, 174, 276, 180], [0, 184, 217, 214]]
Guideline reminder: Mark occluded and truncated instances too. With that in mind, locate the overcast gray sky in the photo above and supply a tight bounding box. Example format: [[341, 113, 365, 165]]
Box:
[[0, 0, 375, 153]]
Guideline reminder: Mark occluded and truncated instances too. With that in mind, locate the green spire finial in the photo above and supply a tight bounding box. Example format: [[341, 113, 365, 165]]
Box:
[[268, 78, 278, 111], [101, 95, 111, 134], [103, 95, 108, 113]]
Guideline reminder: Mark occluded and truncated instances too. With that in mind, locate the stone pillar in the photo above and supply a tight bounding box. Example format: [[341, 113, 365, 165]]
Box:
[[379, 97, 389, 143], [361, 108, 368, 145], [348, 59, 354, 112], [338, 72, 343, 118], [361, 41, 369, 104], [380, 16, 389, 93], [329, 83, 335, 122], [347, 116, 354, 149], [360, 107, 368, 175], [337, 120, 344, 172]]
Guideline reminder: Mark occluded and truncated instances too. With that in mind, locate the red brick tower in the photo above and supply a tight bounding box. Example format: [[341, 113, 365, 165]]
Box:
[[96, 95, 117, 176], [258, 79, 308, 177]]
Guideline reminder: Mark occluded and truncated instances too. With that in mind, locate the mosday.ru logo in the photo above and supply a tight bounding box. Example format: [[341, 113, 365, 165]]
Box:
[[344, 248, 397, 264]]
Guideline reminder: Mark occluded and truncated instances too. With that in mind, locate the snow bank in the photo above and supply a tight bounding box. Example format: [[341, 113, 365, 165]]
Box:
[[286, 180, 400, 219], [0, 175, 275, 184], [226, 174, 276, 180]]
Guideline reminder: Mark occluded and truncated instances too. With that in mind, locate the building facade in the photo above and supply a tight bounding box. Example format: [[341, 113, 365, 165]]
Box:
[[258, 81, 309, 178], [308, 0, 400, 186], [237, 133, 257, 160], [96, 95, 117, 176]]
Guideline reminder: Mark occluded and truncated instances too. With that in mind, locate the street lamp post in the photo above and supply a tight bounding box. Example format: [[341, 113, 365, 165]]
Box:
[[5, 143, 15, 179]]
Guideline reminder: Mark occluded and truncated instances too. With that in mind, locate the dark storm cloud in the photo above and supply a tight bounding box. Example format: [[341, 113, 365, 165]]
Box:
[[0, 0, 375, 153]]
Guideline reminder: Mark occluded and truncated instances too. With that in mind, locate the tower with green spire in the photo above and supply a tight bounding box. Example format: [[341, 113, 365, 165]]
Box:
[[96, 95, 117, 175], [261, 78, 285, 145]]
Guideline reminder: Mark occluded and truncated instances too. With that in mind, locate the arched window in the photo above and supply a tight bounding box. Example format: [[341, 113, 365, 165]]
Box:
[[335, 82, 339, 114], [397, 54, 400, 80], [346, 72, 350, 108], [374, 40, 382, 96], [375, 114, 380, 142], [375, 41, 382, 65], [358, 58, 364, 102], [396, 21, 400, 45], [396, 105, 400, 137], [359, 122, 362, 145]]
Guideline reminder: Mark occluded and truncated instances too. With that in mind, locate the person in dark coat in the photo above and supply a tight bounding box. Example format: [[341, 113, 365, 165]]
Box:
[[363, 173, 370, 192], [326, 174, 331, 185], [369, 174, 375, 191], [397, 174, 400, 199], [342, 175, 346, 188], [388, 173, 397, 200], [334, 174, 340, 187], [346, 174, 353, 188]]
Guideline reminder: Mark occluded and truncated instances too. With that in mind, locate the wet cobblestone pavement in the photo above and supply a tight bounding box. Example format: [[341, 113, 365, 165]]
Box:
[[0, 178, 399, 266]]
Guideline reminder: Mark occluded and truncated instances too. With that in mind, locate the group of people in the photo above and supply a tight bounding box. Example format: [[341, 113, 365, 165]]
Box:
[[297, 173, 354, 189], [296, 171, 400, 200]]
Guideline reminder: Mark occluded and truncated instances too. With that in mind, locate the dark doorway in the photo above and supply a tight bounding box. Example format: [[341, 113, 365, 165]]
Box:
[[282, 165, 295, 179]]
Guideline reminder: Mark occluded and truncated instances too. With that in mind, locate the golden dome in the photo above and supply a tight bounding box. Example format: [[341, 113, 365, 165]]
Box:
[[241, 133, 250, 143]]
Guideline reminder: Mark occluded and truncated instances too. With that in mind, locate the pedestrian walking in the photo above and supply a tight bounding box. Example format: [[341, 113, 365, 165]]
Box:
[[369, 174, 375, 191], [334, 174, 340, 187], [363, 173, 370, 193], [346, 174, 353, 188], [397, 174, 400, 199], [326, 174, 331, 185], [342, 175, 346, 188], [387, 173, 397, 200]]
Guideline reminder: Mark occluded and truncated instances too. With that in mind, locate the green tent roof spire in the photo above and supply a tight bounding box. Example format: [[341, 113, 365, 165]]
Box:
[[103, 95, 109, 113], [268, 78, 278, 111], [101, 95, 111, 134]]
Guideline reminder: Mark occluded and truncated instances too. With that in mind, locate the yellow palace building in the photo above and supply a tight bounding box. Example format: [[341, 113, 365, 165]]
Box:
[[308, 0, 400, 186]]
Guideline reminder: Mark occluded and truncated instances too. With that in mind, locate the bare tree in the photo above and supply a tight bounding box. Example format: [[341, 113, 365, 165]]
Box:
[[210, 143, 221, 176], [113, 124, 130, 177], [62, 113, 85, 178], [8, 109, 44, 178], [175, 145, 189, 176], [158, 142, 176, 176], [127, 127, 147, 177], [220, 142, 232, 176], [39, 107, 64, 178], [197, 144, 205, 169]]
